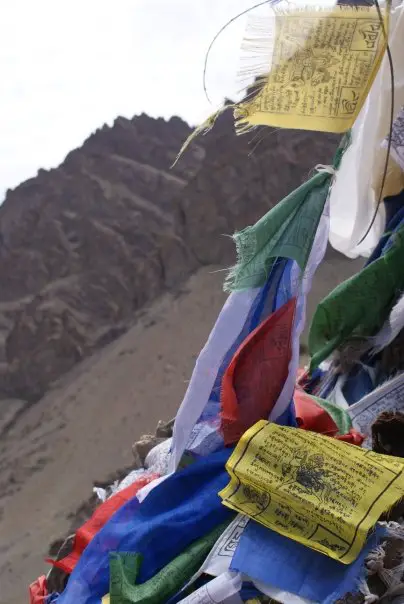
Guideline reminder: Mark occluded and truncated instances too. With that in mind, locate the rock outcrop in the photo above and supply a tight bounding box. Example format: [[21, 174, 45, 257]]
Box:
[[0, 111, 339, 402]]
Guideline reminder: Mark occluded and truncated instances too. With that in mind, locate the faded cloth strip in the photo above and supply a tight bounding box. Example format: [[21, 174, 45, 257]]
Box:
[[225, 170, 331, 292], [309, 226, 404, 371], [109, 523, 229, 604], [221, 298, 296, 445]]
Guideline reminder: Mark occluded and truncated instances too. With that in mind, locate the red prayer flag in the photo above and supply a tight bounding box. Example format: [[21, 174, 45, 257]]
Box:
[[47, 472, 158, 574], [221, 298, 296, 445], [29, 575, 48, 604], [294, 389, 339, 436]]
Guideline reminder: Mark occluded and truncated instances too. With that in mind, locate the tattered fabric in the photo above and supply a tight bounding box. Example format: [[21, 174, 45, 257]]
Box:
[[56, 448, 234, 604], [221, 298, 296, 445], [309, 226, 404, 370], [225, 171, 331, 292]]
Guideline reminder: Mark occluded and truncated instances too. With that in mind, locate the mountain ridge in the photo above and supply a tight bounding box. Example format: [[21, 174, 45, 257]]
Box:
[[0, 111, 339, 404]]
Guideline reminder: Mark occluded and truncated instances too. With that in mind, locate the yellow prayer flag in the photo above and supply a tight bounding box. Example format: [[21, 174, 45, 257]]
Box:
[[236, 5, 389, 134], [102, 595, 110, 604], [220, 421, 404, 564]]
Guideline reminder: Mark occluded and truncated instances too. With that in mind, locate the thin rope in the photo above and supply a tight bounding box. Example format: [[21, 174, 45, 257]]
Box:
[[248, 127, 282, 156], [202, 0, 282, 104]]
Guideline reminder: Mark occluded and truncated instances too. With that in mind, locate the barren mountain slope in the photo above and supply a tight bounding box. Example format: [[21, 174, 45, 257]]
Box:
[[0, 112, 339, 404]]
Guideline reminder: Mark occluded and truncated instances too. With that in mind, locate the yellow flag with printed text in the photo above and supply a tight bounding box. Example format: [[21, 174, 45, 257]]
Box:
[[236, 4, 390, 134], [220, 421, 404, 563]]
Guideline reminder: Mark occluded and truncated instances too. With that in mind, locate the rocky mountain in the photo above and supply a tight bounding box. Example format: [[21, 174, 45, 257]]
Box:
[[0, 111, 340, 405]]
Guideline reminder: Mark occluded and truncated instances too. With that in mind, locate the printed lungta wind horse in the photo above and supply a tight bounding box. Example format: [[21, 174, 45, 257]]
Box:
[[281, 447, 335, 503]]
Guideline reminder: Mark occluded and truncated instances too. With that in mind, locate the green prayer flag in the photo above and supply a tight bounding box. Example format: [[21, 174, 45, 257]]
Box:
[[311, 395, 353, 435], [225, 170, 332, 292], [110, 554, 142, 603], [309, 228, 404, 371], [109, 521, 230, 604], [224, 133, 351, 293]]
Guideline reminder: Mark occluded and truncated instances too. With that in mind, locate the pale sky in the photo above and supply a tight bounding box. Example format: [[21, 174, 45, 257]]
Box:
[[0, 0, 266, 198]]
